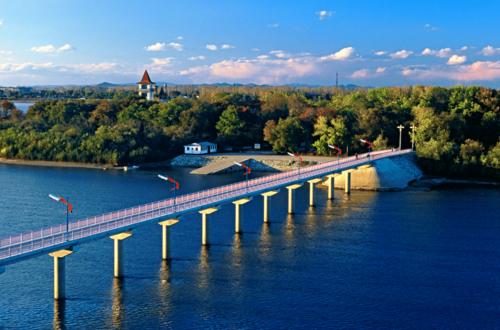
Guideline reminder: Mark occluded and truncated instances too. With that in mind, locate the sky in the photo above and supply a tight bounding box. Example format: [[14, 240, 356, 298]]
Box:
[[1, 0, 500, 87]]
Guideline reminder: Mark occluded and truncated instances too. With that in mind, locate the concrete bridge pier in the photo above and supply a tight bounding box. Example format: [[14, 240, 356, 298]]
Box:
[[344, 171, 352, 194], [158, 219, 179, 260], [324, 175, 335, 200], [286, 184, 302, 214], [261, 190, 279, 223], [48, 249, 73, 300], [307, 179, 322, 207], [109, 231, 133, 278], [232, 198, 251, 234], [198, 208, 218, 246]]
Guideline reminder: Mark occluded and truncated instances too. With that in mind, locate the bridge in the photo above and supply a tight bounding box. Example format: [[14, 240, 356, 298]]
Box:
[[0, 149, 412, 299]]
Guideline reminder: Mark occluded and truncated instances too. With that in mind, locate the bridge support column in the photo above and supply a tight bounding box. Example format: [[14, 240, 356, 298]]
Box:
[[344, 171, 351, 194], [109, 231, 133, 278], [324, 175, 335, 200], [286, 184, 302, 214], [261, 191, 279, 223], [307, 179, 322, 207], [158, 219, 179, 260], [198, 208, 218, 246], [232, 198, 251, 234], [49, 249, 73, 300]]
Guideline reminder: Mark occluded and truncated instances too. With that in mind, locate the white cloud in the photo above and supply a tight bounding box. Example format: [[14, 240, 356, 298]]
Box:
[[188, 55, 206, 61], [221, 44, 235, 50], [317, 10, 333, 20], [270, 50, 288, 59], [401, 61, 500, 81], [424, 23, 438, 31], [58, 43, 74, 52], [180, 56, 319, 84], [481, 45, 500, 56], [166, 42, 183, 51], [320, 47, 355, 61], [251, 48, 260, 52], [257, 55, 269, 60], [31, 43, 74, 54], [267, 23, 279, 28], [72, 62, 119, 73], [176, 36, 183, 40], [374, 51, 387, 56], [0, 50, 13, 56], [390, 50, 413, 59], [351, 69, 369, 78], [447, 55, 467, 65], [376, 67, 386, 73], [0, 19, 3, 27], [460, 46, 469, 51], [145, 42, 166, 52], [0, 62, 54, 72], [421, 47, 452, 58], [151, 57, 174, 66], [206, 44, 218, 51]]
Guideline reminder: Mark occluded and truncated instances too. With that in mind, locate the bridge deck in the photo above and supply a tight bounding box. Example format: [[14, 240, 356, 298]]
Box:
[[0, 149, 412, 265]]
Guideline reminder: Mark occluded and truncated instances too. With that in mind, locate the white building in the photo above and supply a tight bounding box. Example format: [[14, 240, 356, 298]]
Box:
[[137, 70, 156, 101], [184, 142, 217, 154]]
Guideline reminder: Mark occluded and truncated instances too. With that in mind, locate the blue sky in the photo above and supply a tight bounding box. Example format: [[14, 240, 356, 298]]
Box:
[[1, 0, 500, 86]]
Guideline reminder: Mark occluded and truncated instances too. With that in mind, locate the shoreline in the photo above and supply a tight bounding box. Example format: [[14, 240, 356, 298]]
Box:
[[0, 157, 498, 189], [0, 158, 114, 170]]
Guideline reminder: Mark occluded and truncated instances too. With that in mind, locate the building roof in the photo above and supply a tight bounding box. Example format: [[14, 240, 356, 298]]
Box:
[[184, 141, 217, 147], [138, 70, 154, 84]]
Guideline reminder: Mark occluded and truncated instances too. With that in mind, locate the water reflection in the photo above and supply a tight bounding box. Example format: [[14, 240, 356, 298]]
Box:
[[305, 207, 318, 236], [157, 260, 172, 319], [258, 223, 272, 258], [283, 214, 297, 248], [231, 234, 243, 270], [53, 299, 65, 330], [111, 278, 124, 329], [197, 246, 210, 290]]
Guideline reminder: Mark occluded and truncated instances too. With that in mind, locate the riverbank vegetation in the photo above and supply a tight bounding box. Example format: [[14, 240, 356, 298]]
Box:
[[0, 86, 498, 179]]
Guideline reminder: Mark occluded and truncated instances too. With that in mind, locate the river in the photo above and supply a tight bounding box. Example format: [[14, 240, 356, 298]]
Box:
[[0, 164, 499, 329]]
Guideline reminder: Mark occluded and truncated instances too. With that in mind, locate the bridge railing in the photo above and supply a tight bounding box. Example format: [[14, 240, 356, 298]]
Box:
[[0, 149, 412, 260]]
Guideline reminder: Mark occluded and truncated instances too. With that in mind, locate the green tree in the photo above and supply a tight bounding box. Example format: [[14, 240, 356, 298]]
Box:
[[312, 116, 347, 155], [263, 117, 306, 153], [216, 105, 246, 145]]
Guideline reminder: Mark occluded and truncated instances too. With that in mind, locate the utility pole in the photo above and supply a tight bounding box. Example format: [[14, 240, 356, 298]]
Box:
[[335, 72, 339, 89], [397, 125, 404, 150]]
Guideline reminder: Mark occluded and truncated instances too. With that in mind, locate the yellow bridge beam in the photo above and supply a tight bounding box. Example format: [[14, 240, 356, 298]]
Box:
[[198, 207, 218, 246], [307, 178, 322, 207], [158, 219, 179, 260], [48, 249, 73, 300], [286, 184, 302, 214], [232, 198, 251, 234], [109, 231, 133, 278], [261, 190, 279, 223]]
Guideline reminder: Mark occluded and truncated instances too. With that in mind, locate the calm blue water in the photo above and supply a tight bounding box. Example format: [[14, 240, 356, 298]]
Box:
[[0, 164, 499, 329]]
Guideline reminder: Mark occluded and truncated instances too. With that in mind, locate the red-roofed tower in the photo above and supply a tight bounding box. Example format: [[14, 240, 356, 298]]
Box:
[[137, 70, 156, 100]]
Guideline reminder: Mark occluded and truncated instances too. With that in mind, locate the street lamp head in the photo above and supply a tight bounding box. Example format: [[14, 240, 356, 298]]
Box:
[[397, 124, 404, 130], [158, 174, 169, 181], [48, 194, 61, 202], [233, 162, 243, 167], [287, 152, 295, 157]]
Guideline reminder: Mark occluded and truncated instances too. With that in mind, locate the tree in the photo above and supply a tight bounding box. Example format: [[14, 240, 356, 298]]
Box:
[[263, 117, 306, 153], [372, 134, 389, 150], [312, 116, 347, 155], [216, 105, 246, 145]]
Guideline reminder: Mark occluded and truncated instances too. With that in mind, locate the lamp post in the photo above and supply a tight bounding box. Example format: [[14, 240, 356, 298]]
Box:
[[328, 144, 342, 164], [158, 175, 180, 211], [287, 152, 302, 177], [410, 124, 416, 151], [359, 139, 373, 156], [397, 124, 404, 150], [234, 162, 251, 192], [48, 194, 73, 240]]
